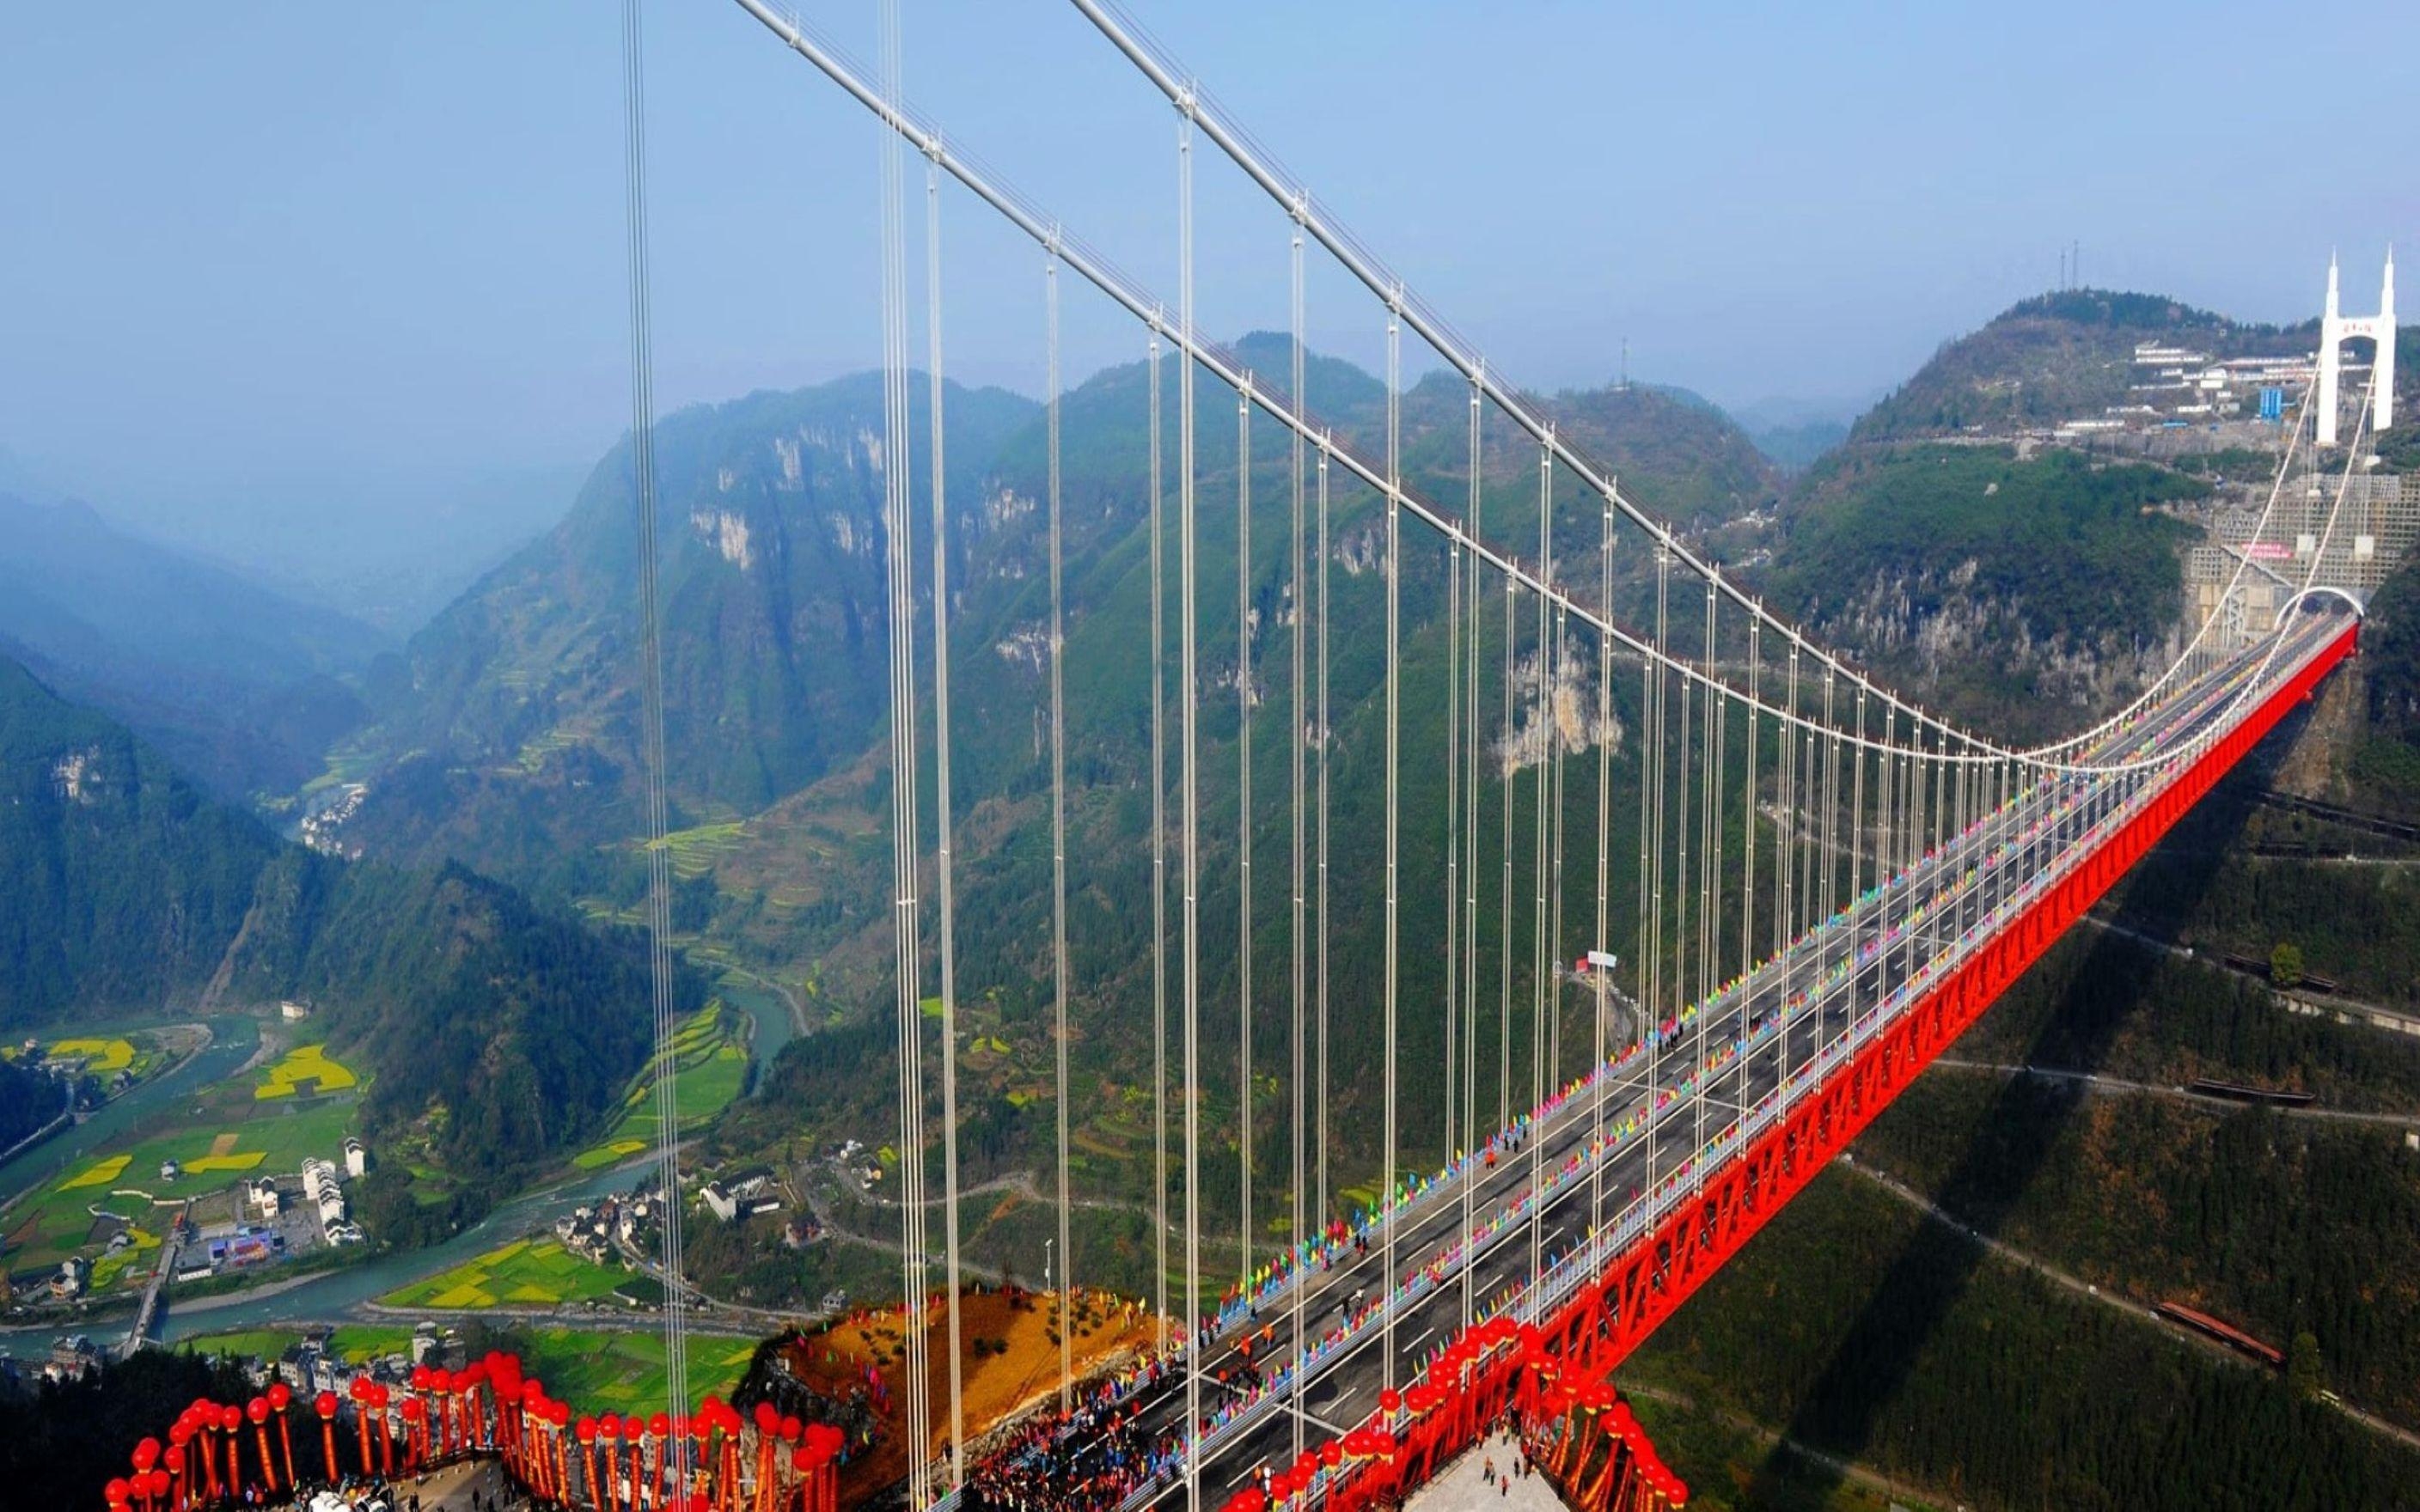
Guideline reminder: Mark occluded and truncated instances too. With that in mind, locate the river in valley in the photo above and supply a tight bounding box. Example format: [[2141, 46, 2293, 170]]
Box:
[[2, 985, 809, 1351]]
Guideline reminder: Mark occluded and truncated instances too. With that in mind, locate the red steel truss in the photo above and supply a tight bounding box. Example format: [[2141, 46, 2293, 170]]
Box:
[[1263, 620, 2356, 1512]]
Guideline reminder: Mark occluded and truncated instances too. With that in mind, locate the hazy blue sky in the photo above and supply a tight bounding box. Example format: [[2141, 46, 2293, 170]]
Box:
[[5, 2, 2411, 594]]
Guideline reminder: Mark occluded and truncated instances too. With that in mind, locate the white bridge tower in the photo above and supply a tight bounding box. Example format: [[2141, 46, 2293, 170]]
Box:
[[2316, 251, 2395, 448]]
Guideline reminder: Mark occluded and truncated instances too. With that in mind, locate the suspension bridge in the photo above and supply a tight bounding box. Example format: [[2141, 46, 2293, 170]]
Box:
[[91, 5, 2391, 1512]]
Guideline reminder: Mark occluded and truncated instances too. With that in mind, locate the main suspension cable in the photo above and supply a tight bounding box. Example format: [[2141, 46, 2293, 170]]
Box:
[[743, 0, 2316, 780]]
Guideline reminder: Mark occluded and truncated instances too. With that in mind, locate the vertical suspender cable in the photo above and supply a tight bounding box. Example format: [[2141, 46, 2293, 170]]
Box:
[[1850, 687, 1867, 918], [1647, 548, 1667, 1088], [1176, 102, 1203, 1512], [923, 155, 966, 1487], [1819, 669, 1838, 929], [1702, 584, 1720, 1014], [1530, 443, 1552, 1274], [1047, 251, 1074, 1414], [1445, 519, 1461, 1169], [1315, 439, 1332, 1230], [1549, 598, 1568, 1102], [1500, 551, 1516, 1139], [1149, 332, 1169, 1353], [1445, 516, 1462, 1163], [1797, 704, 1815, 958], [874, 2, 929, 1497], [1238, 384, 1254, 1281], [1931, 713, 1948, 861], [1878, 704, 1896, 934], [1380, 296, 1402, 1388], [1286, 222, 1307, 1458], [1673, 610, 1693, 1037], [617, 0, 690, 1474], [1680, 588, 1701, 1180], [1776, 646, 1796, 1054], [1646, 551, 1667, 1195], [1592, 496, 1612, 1234], [1741, 618, 1759, 987], [1460, 377, 1483, 1329]]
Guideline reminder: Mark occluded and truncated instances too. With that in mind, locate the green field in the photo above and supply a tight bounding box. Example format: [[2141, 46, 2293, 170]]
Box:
[[177, 1325, 755, 1410], [183, 1324, 419, 1367], [516, 1328, 758, 1408], [645, 820, 747, 879], [573, 1003, 748, 1169], [376, 1236, 631, 1311], [5, 1094, 359, 1277]]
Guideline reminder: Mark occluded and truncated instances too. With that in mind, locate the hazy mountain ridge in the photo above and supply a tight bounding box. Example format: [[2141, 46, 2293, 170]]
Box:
[[0, 492, 385, 799], [339, 339, 1783, 914], [309, 337, 1789, 1271], [341, 375, 1041, 886], [0, 653, 670, 1181]]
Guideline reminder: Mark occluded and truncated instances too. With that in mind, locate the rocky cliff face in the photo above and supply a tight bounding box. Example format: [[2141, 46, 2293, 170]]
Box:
[[1824, 564, 2181, 722]]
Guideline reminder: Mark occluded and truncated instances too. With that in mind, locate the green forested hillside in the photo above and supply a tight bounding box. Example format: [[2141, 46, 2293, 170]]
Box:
[[0, 1351, 256, 1512], [2354, 554, 2420, 805], [0, 655, 279, 1022], [0, 1055, 64, 1149], [0, 654, 671, 1183], [1761, 444, 2203, 735], [1849, 290, 2307, 442], [345, 375, 1040, 884], [315, 344, 1791, 1289], [225, 857, 669, 1178], [1627, 1167, 2420, 1512]]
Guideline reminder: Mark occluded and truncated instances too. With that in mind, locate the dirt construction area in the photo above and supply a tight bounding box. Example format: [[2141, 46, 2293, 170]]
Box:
[[779, 1285, 1156, 1503]]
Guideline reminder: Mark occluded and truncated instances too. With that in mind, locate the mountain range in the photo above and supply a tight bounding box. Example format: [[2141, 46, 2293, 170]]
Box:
[[7, 285, 2411, 1246], [0, 653, 673, 1186], [0, 491, 387, 800]]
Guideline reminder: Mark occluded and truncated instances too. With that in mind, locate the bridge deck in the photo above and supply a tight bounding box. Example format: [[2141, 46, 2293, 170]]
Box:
[[960, 610, 2356, 1512]]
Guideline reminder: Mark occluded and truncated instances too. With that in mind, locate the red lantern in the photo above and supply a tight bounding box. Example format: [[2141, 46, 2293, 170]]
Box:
[[401, 1398, 427, 1471]]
